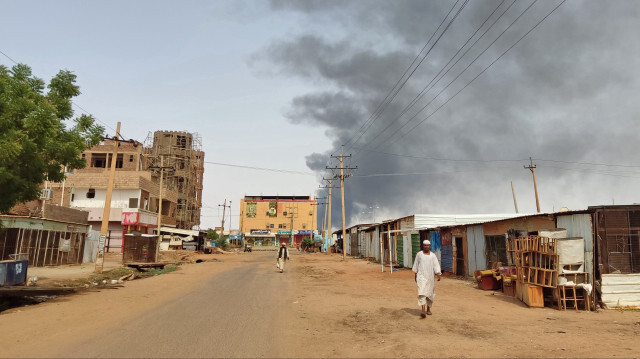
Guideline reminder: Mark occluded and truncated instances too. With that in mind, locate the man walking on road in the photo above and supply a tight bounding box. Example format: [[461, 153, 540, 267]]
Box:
[[277, 242, 290, 273], [412, 239, 441, 318]]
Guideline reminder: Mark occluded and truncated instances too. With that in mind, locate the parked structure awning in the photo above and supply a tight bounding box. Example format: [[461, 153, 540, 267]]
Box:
[[159, 227, 199, 236]]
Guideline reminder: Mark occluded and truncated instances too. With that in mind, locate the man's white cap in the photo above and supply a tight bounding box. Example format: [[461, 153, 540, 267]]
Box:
[[423, 240, 431, 245]]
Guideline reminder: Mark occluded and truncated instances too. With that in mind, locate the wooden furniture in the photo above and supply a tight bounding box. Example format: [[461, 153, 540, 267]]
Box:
[[555, 272, 590, 311]]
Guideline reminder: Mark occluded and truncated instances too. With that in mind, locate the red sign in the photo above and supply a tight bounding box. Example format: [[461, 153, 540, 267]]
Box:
[[122, 212, 139, 225]]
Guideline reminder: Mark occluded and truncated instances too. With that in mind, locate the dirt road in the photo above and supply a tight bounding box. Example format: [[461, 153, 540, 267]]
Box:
[[1, 250, 639, 358]]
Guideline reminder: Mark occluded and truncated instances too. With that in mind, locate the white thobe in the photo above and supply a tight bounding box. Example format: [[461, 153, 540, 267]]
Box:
[[412, 251, 442, 302]]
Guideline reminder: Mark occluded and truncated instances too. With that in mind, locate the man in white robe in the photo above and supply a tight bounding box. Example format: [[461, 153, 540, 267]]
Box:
[[412, 239, 442, 318], [277, 242, 290, 273]]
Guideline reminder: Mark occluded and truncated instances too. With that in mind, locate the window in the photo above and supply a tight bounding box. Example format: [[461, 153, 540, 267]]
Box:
[[129, 155, 134, 162], [91, 154, 106, 168], [176, 135, 187, 148], [485, 235, 508, 267], [115, 154, 123, 168], [278, 224, 283, 229], [283, 211, 287, 216], [129, 198, 139, 208], [270, 224, 274, 229], [87, 189, 95, 198]]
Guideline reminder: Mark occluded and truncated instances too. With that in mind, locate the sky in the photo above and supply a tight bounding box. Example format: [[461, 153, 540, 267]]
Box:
[[2, 0, 640, 231]]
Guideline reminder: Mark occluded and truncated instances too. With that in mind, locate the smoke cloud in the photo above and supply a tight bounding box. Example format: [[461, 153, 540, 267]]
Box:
[[254, 0, 640, 228]]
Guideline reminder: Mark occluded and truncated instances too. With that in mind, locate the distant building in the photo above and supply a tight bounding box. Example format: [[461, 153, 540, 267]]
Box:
[[239, 195, 318, 247]]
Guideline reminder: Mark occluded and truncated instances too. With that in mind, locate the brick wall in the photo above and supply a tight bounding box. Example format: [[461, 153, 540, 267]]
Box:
[[43, 204, 89, 224]]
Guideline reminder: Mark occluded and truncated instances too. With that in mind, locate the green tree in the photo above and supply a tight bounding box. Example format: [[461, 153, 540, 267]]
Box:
[[302, 236, 314, 251], [0, 64, 103, 213], [205, 228, 219, 241]]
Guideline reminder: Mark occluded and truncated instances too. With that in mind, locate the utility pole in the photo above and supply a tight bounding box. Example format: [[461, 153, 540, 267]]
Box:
[[95, 122, 120, 273], [149, 156, 174, 262], [227, 201, 233, 231], [311, 198, 326, 252], [510, 181, 519, 213], [319, 179, 338, 254], [327, 149, 357, 260], [219, 199, 231, 241], [284, 206, 297, 247], [524, 157, 541, 213]]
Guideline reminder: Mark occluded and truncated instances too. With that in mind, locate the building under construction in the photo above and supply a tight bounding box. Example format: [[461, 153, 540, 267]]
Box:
[[145, 131, 204, 230]]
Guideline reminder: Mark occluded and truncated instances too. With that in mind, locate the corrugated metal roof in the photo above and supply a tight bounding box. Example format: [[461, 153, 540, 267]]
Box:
[[159, 226, 199, 236], [414, 213, 537, 230]]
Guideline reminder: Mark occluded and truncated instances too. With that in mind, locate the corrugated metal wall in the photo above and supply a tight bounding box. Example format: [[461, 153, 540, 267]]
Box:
[[467, 225, 486, 276], [403, 234, 412, 268], [429, 231, 442, 266], [441, 231, 453, 273], [556, 214, 594, 284]]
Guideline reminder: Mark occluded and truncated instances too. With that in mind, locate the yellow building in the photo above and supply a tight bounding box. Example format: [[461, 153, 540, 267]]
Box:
[[239, 195, 317, 247]]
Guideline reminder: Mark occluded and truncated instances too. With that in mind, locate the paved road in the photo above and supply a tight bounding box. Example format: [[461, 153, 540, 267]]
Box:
[[60, 251, 295, 358]]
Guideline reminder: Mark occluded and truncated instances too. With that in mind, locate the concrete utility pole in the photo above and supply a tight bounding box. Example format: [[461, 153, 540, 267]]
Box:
[[327, 180, 332, 252], [327, 149, 357, 260], [96, 121, 121, 273], [319, 178, 338, 254], [149, 156, 174, 262], [524, 157, 541, 213], [219, 199, 231, 241], [311, 198, 326, 251], [285, 206, 297, 247], [511, 181, 519, 213]]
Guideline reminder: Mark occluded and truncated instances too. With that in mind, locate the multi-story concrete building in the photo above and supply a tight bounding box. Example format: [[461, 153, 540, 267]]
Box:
[[47, 139, 179, 251], [144, 131, 204, 230], [238, 195, 318, 247]]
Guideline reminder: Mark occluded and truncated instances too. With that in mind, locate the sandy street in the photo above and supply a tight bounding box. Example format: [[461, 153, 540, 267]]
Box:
[[1, 250, 639, 358]]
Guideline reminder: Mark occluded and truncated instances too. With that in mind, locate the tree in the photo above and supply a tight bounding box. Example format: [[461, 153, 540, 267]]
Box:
[[302, 236, 314, 252], [205, 228, 219, 241], [0, 64, 103, 213], [205, 228, 228, 250]]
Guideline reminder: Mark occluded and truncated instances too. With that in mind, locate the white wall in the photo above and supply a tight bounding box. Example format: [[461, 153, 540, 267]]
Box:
[[72, 188, 141, 209]]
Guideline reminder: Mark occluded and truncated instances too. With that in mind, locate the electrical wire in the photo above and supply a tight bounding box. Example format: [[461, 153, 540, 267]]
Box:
[[342, 0, 465, 151], [534, 158, 640, 168], [354, 0, 517, 154], [381, 0, 566, 148], [352, 147, 529, 163], [204, 161, 315, 176]]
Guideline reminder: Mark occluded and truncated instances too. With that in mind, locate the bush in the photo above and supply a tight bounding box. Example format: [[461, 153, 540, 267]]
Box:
[[215, 236, 229, 251]]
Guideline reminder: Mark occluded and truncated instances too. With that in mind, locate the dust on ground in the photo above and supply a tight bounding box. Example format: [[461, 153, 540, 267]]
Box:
[[286, 252, 640, 358]]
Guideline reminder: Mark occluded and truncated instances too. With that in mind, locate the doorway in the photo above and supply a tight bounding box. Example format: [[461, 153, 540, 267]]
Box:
[[455, 237, 465, 276]]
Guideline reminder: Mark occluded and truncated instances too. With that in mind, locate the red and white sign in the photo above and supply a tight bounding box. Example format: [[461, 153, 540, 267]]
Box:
[[122, 212, 139, 225]]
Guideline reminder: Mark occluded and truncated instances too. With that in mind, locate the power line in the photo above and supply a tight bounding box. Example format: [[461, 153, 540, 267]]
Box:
[[534, 158, 640, 168], [352, 147, 528, 163], [354, 0, 516, 154], [382, 0, 566, 148], [342, 0, 466, 151], [204, 161, 315, 176]]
